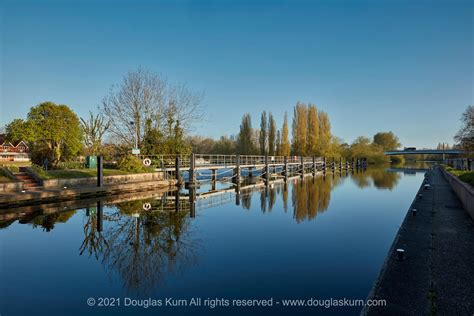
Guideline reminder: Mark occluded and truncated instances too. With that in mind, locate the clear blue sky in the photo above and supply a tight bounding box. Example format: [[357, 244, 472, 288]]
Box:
[[1, 0, 472, 148]]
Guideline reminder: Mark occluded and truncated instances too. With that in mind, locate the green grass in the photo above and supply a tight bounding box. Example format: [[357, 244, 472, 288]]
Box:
[[444, 166, 474, 187], [0, 176, 12, 183], [0, 169, 14, 182], [43, 168, 130, 179]]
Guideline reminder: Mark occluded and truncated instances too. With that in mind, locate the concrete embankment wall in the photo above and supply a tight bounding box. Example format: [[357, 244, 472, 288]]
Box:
[[41, 172, 165, 189], [0, 167, 23, 192], [441, 168, 474, 220]]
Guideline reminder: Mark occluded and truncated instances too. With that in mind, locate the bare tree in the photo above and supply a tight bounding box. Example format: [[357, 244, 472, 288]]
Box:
[[80, 111, 110, 155], [454, 105, 474, 153], [101, 68, 203, 148]]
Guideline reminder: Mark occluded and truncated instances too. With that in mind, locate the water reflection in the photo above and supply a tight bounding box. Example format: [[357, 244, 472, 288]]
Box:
[[0, 166, 422, 295]]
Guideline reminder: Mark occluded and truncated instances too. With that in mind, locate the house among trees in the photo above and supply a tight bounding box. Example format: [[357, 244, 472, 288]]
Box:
[[0, 134, 30, 161]]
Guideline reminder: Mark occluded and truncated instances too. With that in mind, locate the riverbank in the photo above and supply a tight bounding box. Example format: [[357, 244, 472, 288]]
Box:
[[0, 179, 176, 208], [364, 166, 474, 315]]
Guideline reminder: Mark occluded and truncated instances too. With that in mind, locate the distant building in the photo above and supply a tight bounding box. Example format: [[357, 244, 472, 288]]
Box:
[[0, 134, 30, 161]]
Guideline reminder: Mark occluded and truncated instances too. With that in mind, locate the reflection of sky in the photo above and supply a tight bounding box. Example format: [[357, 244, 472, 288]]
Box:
[[0, 169, 424, 315]]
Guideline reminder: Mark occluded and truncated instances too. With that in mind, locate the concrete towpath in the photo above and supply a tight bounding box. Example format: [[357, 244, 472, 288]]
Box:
[[365, 166, 474, 315]]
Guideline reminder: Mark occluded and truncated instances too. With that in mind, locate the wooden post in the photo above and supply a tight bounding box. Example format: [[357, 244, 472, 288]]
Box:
[[175, 156, 181, 186], [312, 156, 316, 176], [175, 190, 180, 212], [189, 187, 196, 218], [332, 158, 335, 172], [300, 156, 304, 177], [234, 154, 241, 183], [211, 169, 217, 190], [189, 153, 196, 187], [265, 155, 270, 183], [284, 156, 288, 180], [97, 156, 103, 187], [339, 157, 343, 171], [323, 157, 327, 175], [235, 180, 241, 206]]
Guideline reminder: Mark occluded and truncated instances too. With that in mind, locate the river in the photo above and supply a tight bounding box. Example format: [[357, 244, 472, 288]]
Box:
[[0, 165, 428, 315]]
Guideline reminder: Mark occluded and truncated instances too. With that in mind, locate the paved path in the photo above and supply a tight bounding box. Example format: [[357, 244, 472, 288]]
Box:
[[365, 166, 474, 315]]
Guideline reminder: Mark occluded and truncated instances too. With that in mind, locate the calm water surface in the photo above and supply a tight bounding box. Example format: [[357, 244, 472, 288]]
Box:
[[0, 167, 426, 315]]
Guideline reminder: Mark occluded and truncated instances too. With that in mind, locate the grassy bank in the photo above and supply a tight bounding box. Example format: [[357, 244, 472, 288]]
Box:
[[34, 168, 136, 180], [444, 166, 474, 187]]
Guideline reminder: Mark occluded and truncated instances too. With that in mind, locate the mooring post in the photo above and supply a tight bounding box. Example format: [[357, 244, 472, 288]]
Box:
[[96, 200, 103, 232], [189, 153, 196, 187], [323, 157, 327, 175], [312, 156, 316, 176], [339, 157, 343, 171], [175, 156, 181, 186], [284, 156, 288, 180], [300, 156, 304, 177], [97, 156, 103, 187], [265, 155, 270, 183], [332, 158, 335, 172]]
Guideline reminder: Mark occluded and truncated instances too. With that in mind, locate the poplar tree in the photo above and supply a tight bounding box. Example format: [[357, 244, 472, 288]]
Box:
[[276, 130, 282, 155], [259, 111, 268, 155], [238, 113, 256, 154], [292, 102, 308, 155], [307, 104, 319, 155], [318, 111, 331, 156], [268, 112, 277, 156], [281, 112, 291, 156]]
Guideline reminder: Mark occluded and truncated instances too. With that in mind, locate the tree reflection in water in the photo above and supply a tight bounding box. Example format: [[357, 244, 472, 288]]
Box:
[[8, 166, 406, 293], [350, 167, 401, 190], [290, 175, 342, 223]]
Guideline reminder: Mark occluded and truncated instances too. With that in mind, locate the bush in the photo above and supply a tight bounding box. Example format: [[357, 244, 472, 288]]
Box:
[[30, 164, 51, 179], [458, 172, 474, 187], [55, 161, 85, 170], [117, 155, 148, 173]]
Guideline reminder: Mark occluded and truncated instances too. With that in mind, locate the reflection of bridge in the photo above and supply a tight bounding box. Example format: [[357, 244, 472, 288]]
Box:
[[384, 149, 463, 156]]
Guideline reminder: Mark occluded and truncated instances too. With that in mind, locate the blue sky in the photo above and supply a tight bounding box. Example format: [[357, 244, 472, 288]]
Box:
[[1, 0, 472, 148]]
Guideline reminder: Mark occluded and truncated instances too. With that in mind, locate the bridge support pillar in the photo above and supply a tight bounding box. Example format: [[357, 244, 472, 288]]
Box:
[[211, 169, 217, 190], [323, 157, 327, 175], [233, 155, 240, 184], [175, 156, 181, 186], [300, 156, 304, 177], [189, 187, 196, 218], [265, 155, 270, 183], [284, 156, 288, 181], [188, 153, 196, 188]]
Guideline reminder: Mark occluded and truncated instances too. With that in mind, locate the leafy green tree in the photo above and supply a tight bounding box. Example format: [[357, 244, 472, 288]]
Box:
[[318, 111, 331, 156], [281, 112, 291, 156], [307, 104, 319, 155], [213, 136, 237, 154], [292, 102, 308, 155], [237, 113, 257, 154], [276, 130, 282, 156], [268, 112, 276, 156], [259, 111, 267, 155], [454, 105, 474, 153], [373, 131, 401, 151], [6, 102, 83, 166]]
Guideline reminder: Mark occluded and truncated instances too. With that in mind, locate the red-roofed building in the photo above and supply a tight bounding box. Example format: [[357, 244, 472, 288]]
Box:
[[0, 134, 30, 161]]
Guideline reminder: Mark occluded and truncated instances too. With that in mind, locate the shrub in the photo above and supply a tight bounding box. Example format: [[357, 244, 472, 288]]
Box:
[[55, 161, 85, 170], [117, 155, 147, 173]]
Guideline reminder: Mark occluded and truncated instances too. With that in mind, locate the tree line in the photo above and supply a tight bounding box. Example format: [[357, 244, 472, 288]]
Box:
[[8, 68, 471, 169]]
